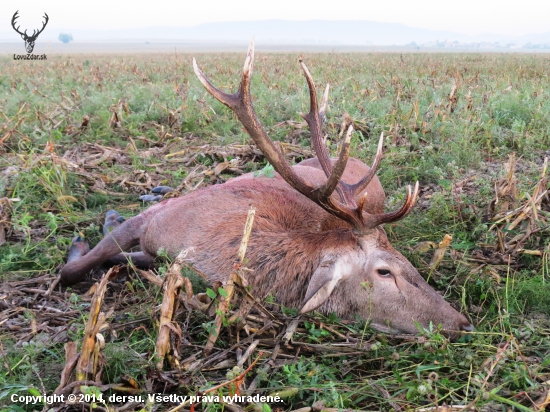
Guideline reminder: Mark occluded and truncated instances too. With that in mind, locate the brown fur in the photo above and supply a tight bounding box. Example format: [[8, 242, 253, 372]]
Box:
[[59, 159, 473, 337]]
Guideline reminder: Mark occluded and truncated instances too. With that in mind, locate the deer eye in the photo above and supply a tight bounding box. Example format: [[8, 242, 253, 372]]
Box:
[[377, 269, 392, 277]]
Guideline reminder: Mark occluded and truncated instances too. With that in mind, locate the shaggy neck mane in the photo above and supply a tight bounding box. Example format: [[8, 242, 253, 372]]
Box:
[[197, 227, 359, 309]]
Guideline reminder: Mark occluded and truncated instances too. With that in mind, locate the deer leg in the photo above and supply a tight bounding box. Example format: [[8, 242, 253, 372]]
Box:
[[106, 251, 155, 269], [103, 210, 154, 269], [59, 214, 147, 285]]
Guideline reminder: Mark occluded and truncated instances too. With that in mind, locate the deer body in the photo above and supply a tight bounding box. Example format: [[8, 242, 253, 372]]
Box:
[[142, 172, 461, 334], [59, 42, 473, 337], [59, 159, 381, 283], [60, 163, 472, 335]]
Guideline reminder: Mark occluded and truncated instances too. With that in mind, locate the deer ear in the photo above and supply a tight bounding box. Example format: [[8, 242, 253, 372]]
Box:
[[300, 257, 352, 314]]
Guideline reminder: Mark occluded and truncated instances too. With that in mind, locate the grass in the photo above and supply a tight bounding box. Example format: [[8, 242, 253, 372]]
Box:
[[1, 50, 550, 411]]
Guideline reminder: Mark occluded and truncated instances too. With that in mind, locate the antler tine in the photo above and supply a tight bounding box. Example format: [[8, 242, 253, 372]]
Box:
[[299, 60, 333, 178], [193, 39, 255, 110], [299, 60, 352, 202], [349, 132, 384, 196], [193, 58, 239, 110], [322, 124, 352, 197], [367, 181, 420, 228]]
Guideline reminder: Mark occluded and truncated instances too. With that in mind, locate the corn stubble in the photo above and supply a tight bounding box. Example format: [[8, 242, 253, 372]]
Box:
[[0, 51, 550, 410]]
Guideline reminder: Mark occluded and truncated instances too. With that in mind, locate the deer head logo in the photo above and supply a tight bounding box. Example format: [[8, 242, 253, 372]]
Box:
[[11, 11, 49, 54]]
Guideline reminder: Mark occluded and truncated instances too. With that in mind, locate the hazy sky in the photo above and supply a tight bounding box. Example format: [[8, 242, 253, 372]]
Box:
[[1, 0, 549, 37]]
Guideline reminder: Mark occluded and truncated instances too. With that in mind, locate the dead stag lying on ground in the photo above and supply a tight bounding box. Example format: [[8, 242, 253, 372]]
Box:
[[59, 42, 473, 337]]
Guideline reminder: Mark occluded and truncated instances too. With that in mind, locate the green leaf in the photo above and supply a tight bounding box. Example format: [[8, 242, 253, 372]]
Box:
[[439, 179, 452, 190], [28, 388, 41, 397]]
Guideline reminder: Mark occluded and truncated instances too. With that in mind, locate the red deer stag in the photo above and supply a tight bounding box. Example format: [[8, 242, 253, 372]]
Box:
[[59, 42, 473, 337]]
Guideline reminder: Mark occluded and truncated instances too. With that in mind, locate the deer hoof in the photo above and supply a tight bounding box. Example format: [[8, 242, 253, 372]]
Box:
[[139, 194, 163, 203], [151, 185, 174, 195], [67, 236, 90, 263], [103, 210, 125, 236]]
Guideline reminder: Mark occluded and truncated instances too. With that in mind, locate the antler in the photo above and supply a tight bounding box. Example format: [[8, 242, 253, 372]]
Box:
[[11, 11, 49, 40], [32, 13, 49, 39], [11, 11, 25, 37], [193, 40, 419, 233]]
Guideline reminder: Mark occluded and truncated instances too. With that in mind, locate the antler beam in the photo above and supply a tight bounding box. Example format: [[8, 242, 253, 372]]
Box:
[[193, 40, 419, 232]]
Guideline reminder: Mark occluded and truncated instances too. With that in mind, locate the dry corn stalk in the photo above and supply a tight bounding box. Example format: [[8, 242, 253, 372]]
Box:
[[490, 156, 548, 233], [0, 197, 14, 247], [75, 267, 116, 385], [53, 342, 79, 395], [448, 83, 458, 113], [155, 249, 191, 369], [491, 153, 518, 217], [204, 206, 256, 355], [430, 234, 453, 271], [535, 380, 550, 410]]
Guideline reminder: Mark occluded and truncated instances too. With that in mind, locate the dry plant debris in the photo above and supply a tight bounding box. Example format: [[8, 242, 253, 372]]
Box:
[[2, 52, 550, 411]]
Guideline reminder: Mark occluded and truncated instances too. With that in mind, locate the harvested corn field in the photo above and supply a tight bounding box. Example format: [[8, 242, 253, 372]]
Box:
[[1, 51, 550, 411]]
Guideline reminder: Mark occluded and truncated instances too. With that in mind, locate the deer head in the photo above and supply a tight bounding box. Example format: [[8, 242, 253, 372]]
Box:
[[12, 11, 49, 54]]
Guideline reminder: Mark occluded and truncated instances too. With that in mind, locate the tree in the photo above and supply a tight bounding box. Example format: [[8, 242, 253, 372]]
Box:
[[58, 33, 73, 44]]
